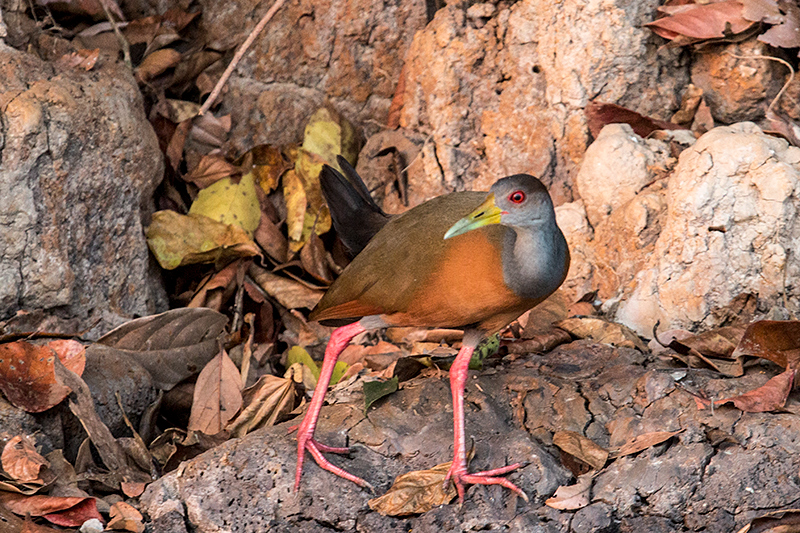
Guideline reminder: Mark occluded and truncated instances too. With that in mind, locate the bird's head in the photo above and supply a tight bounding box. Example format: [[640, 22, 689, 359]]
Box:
[[444, 174, 555, 239]]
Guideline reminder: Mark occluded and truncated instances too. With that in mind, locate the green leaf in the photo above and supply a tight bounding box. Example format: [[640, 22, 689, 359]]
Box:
[[285, 346, 320, 381], [363, 377, 399, 412], [284, 346, 349, 387]]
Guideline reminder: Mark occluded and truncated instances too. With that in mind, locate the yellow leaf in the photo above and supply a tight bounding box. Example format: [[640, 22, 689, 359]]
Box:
[[283, 169, 307, 243], [189, 173, 261, 236], [146, 211, 259, 270]]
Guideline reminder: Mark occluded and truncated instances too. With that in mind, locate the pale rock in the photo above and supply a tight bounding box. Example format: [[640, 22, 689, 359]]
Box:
[[576, 123, 672, 227], [397, 0, 688, 206], [0, 42, 166, 335], [615, 123, 800, 336]]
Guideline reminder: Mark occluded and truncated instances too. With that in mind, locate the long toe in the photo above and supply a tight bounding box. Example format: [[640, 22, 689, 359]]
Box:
[[297, 438, 373, 491]]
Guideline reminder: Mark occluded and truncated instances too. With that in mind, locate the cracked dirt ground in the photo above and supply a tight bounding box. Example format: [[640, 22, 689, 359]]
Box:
[[140, 340, 800, 532]]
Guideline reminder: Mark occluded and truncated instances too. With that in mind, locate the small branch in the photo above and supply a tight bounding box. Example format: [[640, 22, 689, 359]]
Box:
[[99, 0, 131, 69], [199, 0, 287, 116]]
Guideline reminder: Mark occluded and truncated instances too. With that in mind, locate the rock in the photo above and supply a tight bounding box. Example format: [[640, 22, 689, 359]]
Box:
[[691, 40, 785, 124], [396, 0, 688, 205], [575, 124, 674, 228], [197, 0, 429, 152], [0, 42, 166, 335], [616, 123, 800, 336]]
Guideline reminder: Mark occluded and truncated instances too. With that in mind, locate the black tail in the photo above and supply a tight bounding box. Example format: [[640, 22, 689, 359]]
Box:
[[320, 155, 390, 256]]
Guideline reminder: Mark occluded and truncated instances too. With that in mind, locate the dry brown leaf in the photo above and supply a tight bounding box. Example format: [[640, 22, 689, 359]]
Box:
[[254, 214, 289, 263], [502, 329, 573, 356], [55, 48, 100, 71], [368, 461, 457, 516], [188, 348, 243, 435], [93, 308, 227, 390], [135, 48, 182, 82], [0, 492, 101, 527], [556, 317, 647, 351], [758, 0, 800, 48], [545, 472, 593, 510], [184, 154, 239, 189], [226, 374, 295, 437], [188, 260, 242, 309], [610, 430, 683, 458], [732, 320, 800, 369], [707, 368, 796, 413], [2, 436, 49, 484], [300, 231, 332, 283], [735, 508, 800, 533], [246, 144, 292, 194], [523, 290, 571, 337], [0, 502, 62, 532], [108, 501, 144, 533], [0, 339, 85, 413], [552, 431, 608, 471], [248, 264, 324, 310], [646, 1, 754, 41], [585, 102, 687, 139]]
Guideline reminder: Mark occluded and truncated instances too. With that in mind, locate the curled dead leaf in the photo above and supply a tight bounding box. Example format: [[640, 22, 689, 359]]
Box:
[[552, 431, 608, 471], [187, 348, 243, 435], [1, 436, 49, 484], [545, 472, 593, 510], [368, 461, 457, 516]]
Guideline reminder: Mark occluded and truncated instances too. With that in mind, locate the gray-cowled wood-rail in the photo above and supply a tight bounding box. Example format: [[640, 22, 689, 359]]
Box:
[[294, 162, 570, 503]]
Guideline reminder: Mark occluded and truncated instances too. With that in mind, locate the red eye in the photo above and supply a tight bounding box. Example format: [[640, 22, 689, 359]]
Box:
[[508, 191, 526, 204]]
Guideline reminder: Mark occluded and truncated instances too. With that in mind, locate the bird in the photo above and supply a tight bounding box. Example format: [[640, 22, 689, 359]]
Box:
[[294, 162, 570, 503]]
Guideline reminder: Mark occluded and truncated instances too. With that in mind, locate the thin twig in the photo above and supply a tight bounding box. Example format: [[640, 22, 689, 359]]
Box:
[[199, 0, 287, 116], [724, 51, 795, 114], [99, 0, 131, 69]]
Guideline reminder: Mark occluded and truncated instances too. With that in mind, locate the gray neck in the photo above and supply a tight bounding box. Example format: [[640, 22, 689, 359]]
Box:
[[502, 222, 569, 299]]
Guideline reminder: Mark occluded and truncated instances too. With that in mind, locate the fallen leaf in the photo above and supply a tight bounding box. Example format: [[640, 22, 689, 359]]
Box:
[[93, 308, 227, 390], [55, 48, 100, 71], [187, 348, 243, 435], [188, 260, 242, 309], [0, 502, 62, 532], [37, 0, 123, 18], [184, 154, 239, 189], [226, 374, 295, 437], [556, 317, 647, 351], [135, 48, 182, 82], [758, 0, 800, 48], [552, 431, 608, 471], [646, 1, 754, 41], [0, 492, 101, 527], [502, 329, 573, 356], [364, 377, 399, 412], [735, 508, 800, 533], [283, 169, 309, 248], [189, 173, 261, 236], [0, 339, 85, 412], [585, 102, 687, 139], [245, 144, 292, 194], [107, 501, 144, 533], [148, 428, 227, 472], [2, 436, 49, 484], [145, 210, 260, 270], [545, 472, 593, 510], [248, 264, 324, 310], [254, 214, 288, 263], [710, 368, 796, 413], [300, 231, 332, 283], [368, 461, 457, 516], [732, 320, 800, 369], [610, 430, 683, 458]]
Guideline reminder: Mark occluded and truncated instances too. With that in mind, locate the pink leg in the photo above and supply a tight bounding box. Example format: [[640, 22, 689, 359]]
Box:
[[294, 321, 373, 491], [444, 334, 529, 503]]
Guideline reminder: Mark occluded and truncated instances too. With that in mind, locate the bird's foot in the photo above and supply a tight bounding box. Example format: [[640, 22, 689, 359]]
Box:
[[295, 434, 373, 492], [445, 462, 529, 504]]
